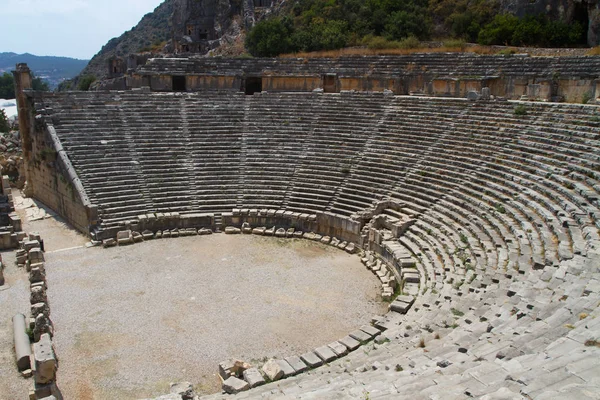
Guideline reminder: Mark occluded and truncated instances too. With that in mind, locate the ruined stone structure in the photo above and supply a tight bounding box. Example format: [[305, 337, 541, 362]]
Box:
[[13, 61, 600, 398], [96, 53, 600, 103]]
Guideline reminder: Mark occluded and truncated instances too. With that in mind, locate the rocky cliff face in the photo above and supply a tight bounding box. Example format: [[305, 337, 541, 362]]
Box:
[[170, 0, 249, 54], [74, 0, 176, 83]]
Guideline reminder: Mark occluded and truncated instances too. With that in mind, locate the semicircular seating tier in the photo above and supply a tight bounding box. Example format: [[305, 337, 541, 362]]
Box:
[[34, 91, 600, 398]]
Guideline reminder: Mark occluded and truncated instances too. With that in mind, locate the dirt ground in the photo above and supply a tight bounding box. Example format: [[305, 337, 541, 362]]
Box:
[[0, 190, 91, 400], [46, 235, 385, 399], [1, 190, 386, 400]]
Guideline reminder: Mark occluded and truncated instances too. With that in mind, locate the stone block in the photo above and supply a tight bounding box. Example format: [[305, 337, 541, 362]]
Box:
[[262, 359, 283, 381], [29, 267, 46, 284], [198, 228, 212, 235], [23, 240, 40, 252], [30, 286, 47, 304], [360, 325, 382, 338], [116, 230, 134, 245], [224, 227, 241, 234], [300, 351, 323, 368], [132, 231, 143, 242], [31, 302, 49, 319], [102, 238, 117, 247], [241, 222, 252, 234], [252, 227, 266, 235], [33, 334, 56, 384], [328, 341, 348, 357], [28, 248, 45, 263], [276, 359, 295, 377], [284, 355, 308, 374], [339, 335, 361, 351], [242, 367, 265, 388], [218, 359, 251, 380], [349, 329, 371, 343], [314, 346, 337, 363], [222, 376, 249, 394], [275, 228, 286, 237]]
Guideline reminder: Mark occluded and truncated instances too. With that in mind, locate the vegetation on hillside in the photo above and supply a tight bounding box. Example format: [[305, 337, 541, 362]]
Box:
[[246, 0, 587, 56], [74, 0, 175, 83], [0, 72, 49, 99]]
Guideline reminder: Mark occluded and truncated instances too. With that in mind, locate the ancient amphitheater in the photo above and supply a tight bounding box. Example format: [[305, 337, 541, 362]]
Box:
[[3, 54, 600, 399]]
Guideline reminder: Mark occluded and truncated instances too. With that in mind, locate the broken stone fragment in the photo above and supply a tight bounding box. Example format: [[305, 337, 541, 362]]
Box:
[[102, 238, 117, 247], [275, 228, 286, 237], [261, 359, 284, 381], [33, 333, 56, 384]]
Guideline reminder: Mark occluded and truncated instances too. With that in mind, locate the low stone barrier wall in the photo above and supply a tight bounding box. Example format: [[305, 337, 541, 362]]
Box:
[[13, 233, 60, 399]]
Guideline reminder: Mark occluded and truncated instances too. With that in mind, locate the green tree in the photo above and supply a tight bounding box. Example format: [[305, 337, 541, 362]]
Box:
[[0, 73, 15, 99], [32, 76, 50, 92], [246, 17, 295, 57], [0, 109, 10, 133], [478, 13, 585, 46], [0, 72, 50, 99]]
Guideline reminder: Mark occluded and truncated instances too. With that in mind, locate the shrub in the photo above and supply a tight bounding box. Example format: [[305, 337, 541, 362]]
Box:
[[514, 104, 528, 116], [398, 35, 422, 49], [451, 307, 464, 317], [443, 38, 467, 50], [77, 75, 97, 91]]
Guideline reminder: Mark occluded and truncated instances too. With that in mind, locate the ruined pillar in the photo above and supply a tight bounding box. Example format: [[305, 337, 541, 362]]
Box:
[[12, 63, 34, 197]]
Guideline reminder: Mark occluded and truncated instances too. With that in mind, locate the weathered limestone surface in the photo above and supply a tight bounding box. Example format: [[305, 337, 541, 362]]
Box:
[[33, 333, 56, 384]]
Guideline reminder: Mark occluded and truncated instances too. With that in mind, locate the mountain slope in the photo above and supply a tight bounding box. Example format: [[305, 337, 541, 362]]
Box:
[[0, 52, 88, 89], [77, 0, 175, 81]]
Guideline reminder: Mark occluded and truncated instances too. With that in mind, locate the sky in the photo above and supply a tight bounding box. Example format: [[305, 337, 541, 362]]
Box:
[[1, 0, 166, 60]]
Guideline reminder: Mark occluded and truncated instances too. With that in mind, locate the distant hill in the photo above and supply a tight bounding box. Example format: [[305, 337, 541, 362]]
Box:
[[76, 0, 174, 83], [0, 52, 89, 89]]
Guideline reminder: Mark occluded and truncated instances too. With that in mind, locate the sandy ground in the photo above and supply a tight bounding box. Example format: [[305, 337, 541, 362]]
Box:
[[1, 190, 385, 399], [47, 235, 385, 399], [0, 190, 90, 400]]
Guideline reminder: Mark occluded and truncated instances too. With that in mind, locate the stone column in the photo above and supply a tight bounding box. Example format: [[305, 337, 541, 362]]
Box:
[[12, 63, 34, 197]]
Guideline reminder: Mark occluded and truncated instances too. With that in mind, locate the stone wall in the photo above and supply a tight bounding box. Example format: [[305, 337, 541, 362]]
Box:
[[13, 65, 97, 236], [117, 54, 600, 102], [24, 121, 96, 234]]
